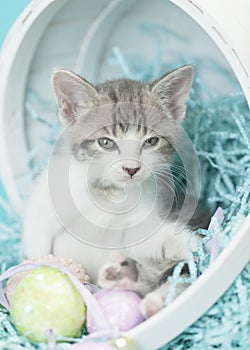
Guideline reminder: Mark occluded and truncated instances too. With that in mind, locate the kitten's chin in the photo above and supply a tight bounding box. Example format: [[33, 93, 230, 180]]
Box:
[[91, 174, 148, 191], [116, 175, 148, 187]]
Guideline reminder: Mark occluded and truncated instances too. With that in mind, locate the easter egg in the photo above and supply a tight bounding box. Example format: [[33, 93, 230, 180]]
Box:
[[6, 255, 90, 305], [11, 266, 86, 342], [87, 289, 144, 333]]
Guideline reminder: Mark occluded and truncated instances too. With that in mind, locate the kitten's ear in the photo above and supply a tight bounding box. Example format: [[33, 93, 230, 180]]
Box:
[[52, 69, 98, 125], [151, 65, 193, 122]]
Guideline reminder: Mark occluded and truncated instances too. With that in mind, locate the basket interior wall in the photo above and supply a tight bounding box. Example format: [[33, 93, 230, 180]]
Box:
[[22, 0, 246, 209]]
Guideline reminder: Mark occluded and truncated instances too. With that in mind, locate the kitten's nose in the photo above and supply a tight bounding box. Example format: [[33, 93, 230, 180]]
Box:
[[122, 166, 141, 177]]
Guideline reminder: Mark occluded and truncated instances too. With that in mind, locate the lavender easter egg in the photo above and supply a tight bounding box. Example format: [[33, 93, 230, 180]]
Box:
[[87, 289, 144, 333], [11, 266, 86, 342]]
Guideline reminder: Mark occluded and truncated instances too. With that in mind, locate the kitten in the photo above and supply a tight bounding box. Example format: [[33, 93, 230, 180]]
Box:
[[23, 65, 206, 317]]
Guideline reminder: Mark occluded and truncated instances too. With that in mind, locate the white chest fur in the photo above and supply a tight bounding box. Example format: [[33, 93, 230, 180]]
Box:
[[66, 159, 164, 248]]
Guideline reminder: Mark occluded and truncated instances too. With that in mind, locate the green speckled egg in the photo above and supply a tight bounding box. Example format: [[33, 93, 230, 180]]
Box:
[[11, 266, 86, 342]]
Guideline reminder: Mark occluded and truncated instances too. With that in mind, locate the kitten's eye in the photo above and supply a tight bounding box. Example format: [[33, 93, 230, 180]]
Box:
[[98, 137, 117, 150], [144, 137, 159, 147]]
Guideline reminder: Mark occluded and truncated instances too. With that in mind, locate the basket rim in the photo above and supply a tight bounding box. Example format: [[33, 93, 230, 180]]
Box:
[[0, 0, 249, 347]]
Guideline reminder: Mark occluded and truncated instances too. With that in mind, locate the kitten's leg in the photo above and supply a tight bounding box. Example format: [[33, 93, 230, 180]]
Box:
[[140, 261, 191, 318], [140, 281, 189, 318], [139, 231, 200, 318]]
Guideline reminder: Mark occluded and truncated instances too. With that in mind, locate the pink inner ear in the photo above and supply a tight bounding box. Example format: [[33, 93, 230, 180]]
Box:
[[168, 74, 193, 121], [170, 88, 189, 120], [171, 103, 186, 121], [61, 104, 76, 124], [59, 91, 78, 124], [152, 67, 193, 121], [53, 71, 98, 125]]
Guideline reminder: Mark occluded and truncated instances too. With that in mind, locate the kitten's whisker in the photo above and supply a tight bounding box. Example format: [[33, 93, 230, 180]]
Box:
[[152, 170, 188, 203], [153, 167, 189, 189], [170, 164, 198, 179], [149, 173, 180, 199], [153, 168, 185, 185], [157, 167, 188, 182]]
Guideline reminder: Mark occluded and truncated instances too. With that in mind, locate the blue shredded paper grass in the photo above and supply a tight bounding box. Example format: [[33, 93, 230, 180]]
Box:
[[0, 23, 250, 349]]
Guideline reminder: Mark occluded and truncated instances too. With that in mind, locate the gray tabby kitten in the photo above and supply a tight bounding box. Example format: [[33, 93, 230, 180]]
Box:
[[23, 65, 205, 317]]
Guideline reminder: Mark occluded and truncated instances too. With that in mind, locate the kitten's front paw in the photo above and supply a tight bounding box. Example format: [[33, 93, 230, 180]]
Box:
[[98, 256, 138, 290], [140, 292, 164, 318]]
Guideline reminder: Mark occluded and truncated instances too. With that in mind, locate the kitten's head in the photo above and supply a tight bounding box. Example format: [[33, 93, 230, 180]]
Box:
[[52, 66, 193, 188]]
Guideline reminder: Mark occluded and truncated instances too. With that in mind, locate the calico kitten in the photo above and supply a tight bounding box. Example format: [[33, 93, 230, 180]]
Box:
[[23, 65, 206, 317]]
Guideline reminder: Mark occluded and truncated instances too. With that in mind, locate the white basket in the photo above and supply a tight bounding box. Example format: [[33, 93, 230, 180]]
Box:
[[0, 0, 249, 348]]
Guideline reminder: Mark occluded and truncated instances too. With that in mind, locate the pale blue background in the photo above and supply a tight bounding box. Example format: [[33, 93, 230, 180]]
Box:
[[0, 1, 31, 44], [0, 1, 31, 202]]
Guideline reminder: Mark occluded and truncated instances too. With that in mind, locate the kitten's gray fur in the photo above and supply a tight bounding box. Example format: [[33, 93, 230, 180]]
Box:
[[23, 65, 209, 318]]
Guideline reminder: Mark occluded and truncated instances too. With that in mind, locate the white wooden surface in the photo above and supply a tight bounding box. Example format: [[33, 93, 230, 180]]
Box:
[[172, 0, 250, 107]]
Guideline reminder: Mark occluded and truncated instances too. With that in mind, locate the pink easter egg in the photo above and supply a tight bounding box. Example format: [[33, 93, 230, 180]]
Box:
[[68, 341, 116, 350], [87, 289, 144, 333]]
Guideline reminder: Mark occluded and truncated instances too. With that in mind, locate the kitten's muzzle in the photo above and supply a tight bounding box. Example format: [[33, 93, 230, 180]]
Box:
[[122, 166, 141, 177]]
